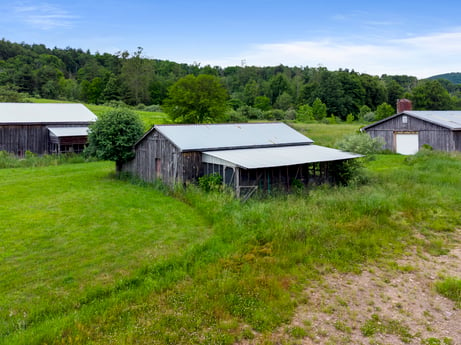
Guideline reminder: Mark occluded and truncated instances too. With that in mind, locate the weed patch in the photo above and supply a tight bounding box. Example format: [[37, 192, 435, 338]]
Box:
[[422, 337, 454, 345], [0, 150, 95, 169], [361, 314, 413, 342], [435, 277, 461, 307]]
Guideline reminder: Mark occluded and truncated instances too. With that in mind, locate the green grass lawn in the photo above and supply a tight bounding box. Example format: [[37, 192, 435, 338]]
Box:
[[290, 122, 363, 147], [26, 98, 170, 129], [0, 162, 213, 343], [84, 104, 169, 129], [2, 139, 461, 344]]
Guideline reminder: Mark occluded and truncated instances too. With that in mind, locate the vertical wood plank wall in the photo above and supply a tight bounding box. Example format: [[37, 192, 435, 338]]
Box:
[[122, 130, 196, 185], [0, 125, 49, 154], [365, 115, 456, 152], [0, 123, 92, 155]]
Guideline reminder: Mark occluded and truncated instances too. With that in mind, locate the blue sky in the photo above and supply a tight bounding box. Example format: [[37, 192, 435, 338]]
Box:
[[1, 0, 460, 78]]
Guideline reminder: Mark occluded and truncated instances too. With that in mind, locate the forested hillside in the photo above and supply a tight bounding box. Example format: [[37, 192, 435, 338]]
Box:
[[1, 38, 461, 121], [428, 72, 461, 84]]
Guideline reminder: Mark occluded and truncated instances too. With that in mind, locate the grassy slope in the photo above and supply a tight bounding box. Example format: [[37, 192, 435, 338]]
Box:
[[2, 123, 461, 344], [0, 162, 213, 343], [84, 104, 169, 129], [25, 98, 360, 144], [290, 122, 362, 147], [25, 98, 170, 129]]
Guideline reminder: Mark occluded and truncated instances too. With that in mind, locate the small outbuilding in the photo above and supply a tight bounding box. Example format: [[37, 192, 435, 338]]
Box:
[[0, 103, 97, 155], [121, 122, 361, 197], [362, 110, 461, 154]]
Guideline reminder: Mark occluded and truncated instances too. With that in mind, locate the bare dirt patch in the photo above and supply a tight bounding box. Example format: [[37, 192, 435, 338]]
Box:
[[242, 230, 461, 345]]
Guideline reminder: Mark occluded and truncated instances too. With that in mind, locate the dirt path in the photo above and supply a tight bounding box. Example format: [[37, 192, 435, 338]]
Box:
[[243, 229, 461, 345]]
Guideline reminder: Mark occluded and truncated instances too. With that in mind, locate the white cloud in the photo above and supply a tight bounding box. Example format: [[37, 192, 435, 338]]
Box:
[[203, 29, 461, 79], [14, 2, 76, 30], [394, 31, 461, 53]]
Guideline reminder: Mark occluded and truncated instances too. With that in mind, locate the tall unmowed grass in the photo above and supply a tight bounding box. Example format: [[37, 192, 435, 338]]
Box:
[[0, 150, 94, 168], [2, 150, 461, 344]]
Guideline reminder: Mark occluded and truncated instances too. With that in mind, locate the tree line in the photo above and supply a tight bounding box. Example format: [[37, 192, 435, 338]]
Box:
[[1, 38, 461, 123]]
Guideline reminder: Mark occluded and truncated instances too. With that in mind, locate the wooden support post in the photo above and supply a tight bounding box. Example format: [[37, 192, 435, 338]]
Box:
[[235, 168, 240, 198]]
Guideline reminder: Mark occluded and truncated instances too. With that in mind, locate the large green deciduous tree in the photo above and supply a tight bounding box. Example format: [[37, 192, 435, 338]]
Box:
[[163, 74, 228, 123], [375, 102, 395, 120], [86, 109, 144, 172], [410, 80, 453, 110], [312, 98, 327, 121]]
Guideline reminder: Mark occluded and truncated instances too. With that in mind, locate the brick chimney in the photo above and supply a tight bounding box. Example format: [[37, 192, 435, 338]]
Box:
[[396, 99, 412, 113]]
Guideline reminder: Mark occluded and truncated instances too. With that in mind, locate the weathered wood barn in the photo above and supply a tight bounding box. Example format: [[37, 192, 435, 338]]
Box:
[[0, 103, 97, 155], [362, 111, 461, 154], [121, 123, 361, 196]]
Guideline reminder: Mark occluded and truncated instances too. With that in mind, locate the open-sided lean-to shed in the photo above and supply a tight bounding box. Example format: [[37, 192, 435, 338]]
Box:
[[362, 111, 461, 154], [121, 123, 361, 197], [0, 103, 97, 155]]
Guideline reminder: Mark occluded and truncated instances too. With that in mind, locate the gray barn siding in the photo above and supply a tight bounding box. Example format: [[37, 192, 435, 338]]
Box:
[[181, 152, 202, 183], [454, 132, 461, 151], [0, 125, 49, 154], [0, 123, 92, 155], [366, 114, 455, 152], [122, 130, 201, 185]]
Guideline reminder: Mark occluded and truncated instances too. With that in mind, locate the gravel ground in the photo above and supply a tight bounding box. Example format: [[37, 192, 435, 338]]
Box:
[[240, 229, 461, 345]]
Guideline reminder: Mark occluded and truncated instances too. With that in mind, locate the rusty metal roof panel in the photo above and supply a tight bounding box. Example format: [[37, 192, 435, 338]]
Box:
[[155, 122, 313, 151], [0, 103, 97, 124], [202, 145, 362, 169]]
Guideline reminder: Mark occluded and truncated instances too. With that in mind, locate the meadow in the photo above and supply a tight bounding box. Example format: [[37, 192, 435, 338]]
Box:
[[26, 98, 169, 130], [1, 123, 461, 344]]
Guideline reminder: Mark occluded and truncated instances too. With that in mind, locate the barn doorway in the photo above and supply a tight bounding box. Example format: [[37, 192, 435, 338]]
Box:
[[155, 158, 162, 178], [395, 132, 419, 155]]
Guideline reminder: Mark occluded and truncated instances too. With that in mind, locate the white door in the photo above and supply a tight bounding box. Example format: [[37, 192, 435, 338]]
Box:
[[395, 133, 419, 155]]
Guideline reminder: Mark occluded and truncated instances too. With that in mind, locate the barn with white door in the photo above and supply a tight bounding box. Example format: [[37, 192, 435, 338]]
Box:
[[362, 111, 461, 154]]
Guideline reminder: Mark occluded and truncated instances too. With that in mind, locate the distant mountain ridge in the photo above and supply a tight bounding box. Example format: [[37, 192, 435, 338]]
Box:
[[427, 72, 461, 84]]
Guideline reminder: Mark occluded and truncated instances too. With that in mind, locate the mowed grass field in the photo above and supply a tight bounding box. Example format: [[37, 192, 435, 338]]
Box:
[[85, 104, 169, 129], [27, 99, 170, 130], [290, 122, 362, 147], [0, 162, 214, 344], [1, 123, 461, 344]]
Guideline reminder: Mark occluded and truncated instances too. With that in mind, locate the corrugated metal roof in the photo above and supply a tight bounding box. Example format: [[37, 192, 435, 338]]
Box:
[[48, 127, 89, 137], [404, 111, 461, 130], [154, 122, 314, 151], [202, 145, 362, 169], [0, 103, 97, 124]]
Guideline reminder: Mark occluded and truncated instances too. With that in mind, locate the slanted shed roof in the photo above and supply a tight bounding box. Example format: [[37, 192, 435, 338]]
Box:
[[363, 110, 461, 131], [203, 145, 362, 169], [48, 127, 89, 137], [0, 103, 97, 124], [151, 122, 314, 152]]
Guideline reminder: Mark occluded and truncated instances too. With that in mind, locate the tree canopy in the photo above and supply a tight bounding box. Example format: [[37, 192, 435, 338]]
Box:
[[85, 108, 144, 172], [375, 102, 395, 120], [410, 80, 452, 110], [163, 74, 229, 123], [2, 39, 461, 123]]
